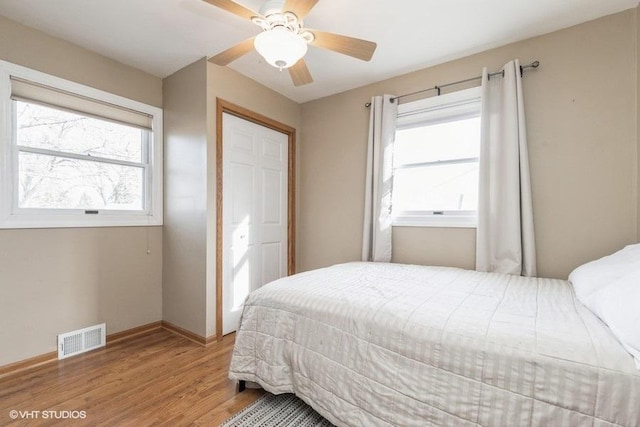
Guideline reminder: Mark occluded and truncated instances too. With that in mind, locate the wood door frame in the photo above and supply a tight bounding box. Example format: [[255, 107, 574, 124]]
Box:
[[216, 98, 296, 341]]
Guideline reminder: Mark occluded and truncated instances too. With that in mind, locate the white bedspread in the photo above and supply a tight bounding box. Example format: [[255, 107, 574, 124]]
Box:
[[229, 262, 640, 426]]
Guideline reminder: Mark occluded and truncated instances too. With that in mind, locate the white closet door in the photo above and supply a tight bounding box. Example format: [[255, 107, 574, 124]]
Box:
[[222, 112, 288, 335]]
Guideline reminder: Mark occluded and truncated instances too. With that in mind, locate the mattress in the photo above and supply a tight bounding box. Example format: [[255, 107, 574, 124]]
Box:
[[229, 262, 640, 426]]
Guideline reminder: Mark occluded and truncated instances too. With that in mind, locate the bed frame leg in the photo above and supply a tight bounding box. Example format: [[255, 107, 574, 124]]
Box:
[[238, 380, 246, 392]]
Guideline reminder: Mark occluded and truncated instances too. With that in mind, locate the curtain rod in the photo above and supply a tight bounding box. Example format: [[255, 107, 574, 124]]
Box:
[[364, 60, 540, 108]]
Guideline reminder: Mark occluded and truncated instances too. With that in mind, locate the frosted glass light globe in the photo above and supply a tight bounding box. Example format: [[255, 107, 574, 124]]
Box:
[[254, 27, 308, 69]]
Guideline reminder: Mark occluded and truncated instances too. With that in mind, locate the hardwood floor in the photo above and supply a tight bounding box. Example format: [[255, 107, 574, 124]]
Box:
[[0, 330, 264, 426]]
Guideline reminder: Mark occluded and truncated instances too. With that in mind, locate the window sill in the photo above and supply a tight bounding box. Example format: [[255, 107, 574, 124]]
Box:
[[392, 217, 477, 229], [0, 212, 162, 229]]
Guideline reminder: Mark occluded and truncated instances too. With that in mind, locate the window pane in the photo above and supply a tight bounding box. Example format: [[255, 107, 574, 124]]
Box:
[[16, 101, 143, 163], [392, 162, 478, 212], [19, 152, 143, 210], [394, 117, 480, 166]]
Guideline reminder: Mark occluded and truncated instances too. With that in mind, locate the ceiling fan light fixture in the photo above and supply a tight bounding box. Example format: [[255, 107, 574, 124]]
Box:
[[254, 27, 308, 70]]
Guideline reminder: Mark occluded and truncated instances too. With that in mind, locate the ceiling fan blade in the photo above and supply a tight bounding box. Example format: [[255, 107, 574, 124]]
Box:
[[201, 0, 260, 21], [208, 37, 256, 66], [289, 59, 313, 86], [309, 30, 377, 61], [283, 0, 319, 20]]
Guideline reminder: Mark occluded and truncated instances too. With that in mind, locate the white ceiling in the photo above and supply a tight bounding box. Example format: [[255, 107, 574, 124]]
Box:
[[0, 0, 637, 103]]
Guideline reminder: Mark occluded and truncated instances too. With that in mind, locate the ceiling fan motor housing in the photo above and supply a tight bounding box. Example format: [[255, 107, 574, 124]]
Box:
[[259, 0, 286, 17]]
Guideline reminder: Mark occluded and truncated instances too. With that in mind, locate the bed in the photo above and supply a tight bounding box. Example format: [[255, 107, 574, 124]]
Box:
[[229, 261, 640, 426]]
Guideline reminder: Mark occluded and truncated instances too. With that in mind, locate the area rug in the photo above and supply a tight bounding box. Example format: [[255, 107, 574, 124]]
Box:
[[220, 392, 335, 427]]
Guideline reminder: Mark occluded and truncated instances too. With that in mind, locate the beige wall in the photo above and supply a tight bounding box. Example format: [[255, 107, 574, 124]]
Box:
[[299, 10, 638, 279], [0, 16, 163, 365], [0, 228, 162, 364], [205, 64, 302, 337], [161, 62, 302, 339], [0, 15, 161, 108], [162, 59, 208, 337]]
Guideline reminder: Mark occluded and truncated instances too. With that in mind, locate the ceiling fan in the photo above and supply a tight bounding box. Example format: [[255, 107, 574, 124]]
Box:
[[203, 0, 377, 86]]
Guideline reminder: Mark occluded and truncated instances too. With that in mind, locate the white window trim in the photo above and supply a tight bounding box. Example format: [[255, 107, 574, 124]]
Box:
[[392, 86, 481, 229], [0, 60, 163, 229], [393, 211, 478, 228]]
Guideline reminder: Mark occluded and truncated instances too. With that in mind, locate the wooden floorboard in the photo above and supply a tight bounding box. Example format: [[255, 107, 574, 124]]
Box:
[[0, 330, 264, 426]]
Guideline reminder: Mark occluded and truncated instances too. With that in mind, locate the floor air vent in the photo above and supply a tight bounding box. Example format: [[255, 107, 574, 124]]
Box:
[[57, 323, 106, 359]]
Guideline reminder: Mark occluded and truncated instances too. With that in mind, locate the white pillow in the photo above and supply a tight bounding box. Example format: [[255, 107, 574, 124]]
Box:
[[568, 244, 640, 302], [581, 269, 640, 369]]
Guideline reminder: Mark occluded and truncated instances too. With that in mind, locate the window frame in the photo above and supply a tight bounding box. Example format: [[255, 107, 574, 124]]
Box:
[[392, 86, 481, 228], [0, 60, 163, 229]]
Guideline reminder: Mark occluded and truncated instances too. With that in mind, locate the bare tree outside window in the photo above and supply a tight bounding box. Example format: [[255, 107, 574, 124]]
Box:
[[16, 102, 145, 211]]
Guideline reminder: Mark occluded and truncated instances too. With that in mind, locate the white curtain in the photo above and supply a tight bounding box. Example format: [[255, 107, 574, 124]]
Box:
[[476, 60, 537, 276], [362, 95, 397, 262]]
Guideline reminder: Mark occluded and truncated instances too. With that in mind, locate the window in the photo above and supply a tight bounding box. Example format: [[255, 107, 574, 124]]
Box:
[[392, 87, 481, 227], [0, 61, 163, 228]]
